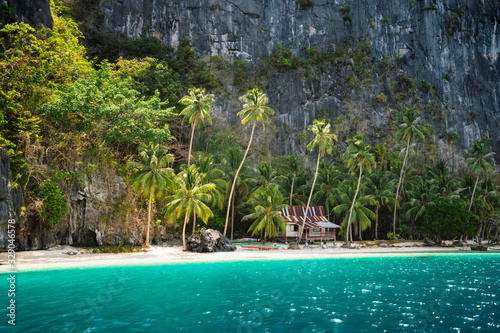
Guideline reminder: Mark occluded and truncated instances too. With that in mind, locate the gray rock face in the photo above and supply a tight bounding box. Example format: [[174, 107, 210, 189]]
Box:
[[101, 0, 500, 160], [0, 149, 25, 251], [5, 0, 53, 28], [186, 229, 237, 252]]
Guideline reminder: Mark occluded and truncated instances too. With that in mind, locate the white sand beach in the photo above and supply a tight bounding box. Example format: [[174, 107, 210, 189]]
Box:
[[2, 242, 497, 272]]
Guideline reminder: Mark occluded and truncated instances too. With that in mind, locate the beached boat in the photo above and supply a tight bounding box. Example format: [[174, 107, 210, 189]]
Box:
[[470, 246, 488, 251], [232, 238, 256, 244], [238, 244, 281, 250]]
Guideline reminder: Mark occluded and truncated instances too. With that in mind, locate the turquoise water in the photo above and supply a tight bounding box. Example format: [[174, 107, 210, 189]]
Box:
[[2, 254, 500, 332]]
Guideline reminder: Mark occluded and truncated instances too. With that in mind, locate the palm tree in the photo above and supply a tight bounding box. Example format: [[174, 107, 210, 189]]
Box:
[[426, 160, 460, 197], [312, 162, 344, 220], [297, 120, 337, 243], [222, 147, 251, 239], [179, 87, 215, 166], [131, 143, 175, 247], [224, 88, 274, 236], [343, 134, 376, 245], [333, 179, 376, 241], [465, 139, 495, 211], [252, 161, 282, 194], [366, 171, 395, 239], [287, 155, 302, 206], [242, 187, 288, 242], [164, 165, 215, 250], [402, 176, 437, 224], [393, 108, 425, 236]]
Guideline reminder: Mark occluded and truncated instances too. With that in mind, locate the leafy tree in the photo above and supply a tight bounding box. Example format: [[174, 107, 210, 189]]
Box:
[[343, 134, 376, 244], [426, 160, 460, 197], [252, 161, 282, 194], [0, 18, 91, 183], [179, 87, 215, 165], [224, 88, 274, 236], [297, 120, 337, 243], [164, 165, 215, 250], [465, 139, 495, 211], [366, 171, 395, 239], [243, 187, 288, 242], [34, 179, 68, 227], [42, 62, 177, 155], [393, 108, 425, 235], [131, 144, 175, 247], [113, 57, 182, 107], [421, 197, 474, 239]]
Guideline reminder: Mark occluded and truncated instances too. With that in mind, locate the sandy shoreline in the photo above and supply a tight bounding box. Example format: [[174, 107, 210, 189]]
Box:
[[2, 242, 499, 272]]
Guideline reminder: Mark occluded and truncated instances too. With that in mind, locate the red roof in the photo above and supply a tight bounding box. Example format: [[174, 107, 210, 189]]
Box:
[[281, 206, 330, 229]]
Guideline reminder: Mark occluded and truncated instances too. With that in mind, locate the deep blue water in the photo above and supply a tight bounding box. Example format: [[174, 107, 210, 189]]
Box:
[[1, 254, 500, 332]]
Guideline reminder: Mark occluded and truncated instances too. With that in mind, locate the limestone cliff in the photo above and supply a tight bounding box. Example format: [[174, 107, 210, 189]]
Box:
[[101, 0, 500, 159]]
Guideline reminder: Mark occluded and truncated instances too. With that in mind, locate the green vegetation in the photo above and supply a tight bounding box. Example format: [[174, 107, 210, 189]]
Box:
[[2, 4, 499, 247], [340, 5, 351, 25], [34, 179, 67, 227], [296, 0, 314, 10]]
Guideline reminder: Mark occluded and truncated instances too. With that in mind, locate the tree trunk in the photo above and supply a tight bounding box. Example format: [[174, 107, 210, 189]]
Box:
[[224, 124, 256, 236], [187, 125, 195, 166], [289, 173, 296, 206], [346, 166, 363, 246], [297, 151, 322, 243], [192, 212, 196, 234], [375, 205, 379, 240], [145, 192, 153, 247], [182, 211, 189, 251], [358, 220, 362, 240], [231, 195, 235, 240], [469, 175, 479, 211], [393, 138, 411, 235]]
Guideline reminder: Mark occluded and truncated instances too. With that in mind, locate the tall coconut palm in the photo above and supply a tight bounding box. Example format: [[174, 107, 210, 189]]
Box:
[[333, 179, 376, 241], [242, 186, 288, 242], [131, 143, 175, 247], [297, 120, 337, 243], [366, 171, 396, 239], [224, 88, 274, 236], [190, 153, 228, 233], [222, 147, 251, 239], [393, 108, 425, 235], [164, 165, 215, 250], [179, 87, 215, 166], [402, 176, 437, 223], [465, 139, 495, 211], [343, 134, 376, 245]]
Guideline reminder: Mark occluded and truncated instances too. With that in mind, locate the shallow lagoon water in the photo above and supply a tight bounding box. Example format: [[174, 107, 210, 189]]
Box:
[[2, 254, 500, 332]]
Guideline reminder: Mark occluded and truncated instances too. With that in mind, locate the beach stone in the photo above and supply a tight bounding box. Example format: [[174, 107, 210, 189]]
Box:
[[442, 241, 454, 247], [288, 243, 301, 250], [186, 229, 236, 253]]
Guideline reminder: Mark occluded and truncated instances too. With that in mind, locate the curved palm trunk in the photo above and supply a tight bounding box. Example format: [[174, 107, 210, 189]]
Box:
[[192, 212, 196, 234], [231, 195, 235, 240], [145, 192, 153, 247], [346, 166, 363, 246], [468, 175, 479, 211], [182, 212, 189, 250], [297, 152, 321, 244], [187, 125, 196, 166], [289, 173, 296, 206], [393, 138, 411, 235], [374, 205, 379, 240], [224, 124, 256, 236]]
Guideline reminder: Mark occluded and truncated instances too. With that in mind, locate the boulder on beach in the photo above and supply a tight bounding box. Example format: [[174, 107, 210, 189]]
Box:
[[186, 229, 236, 253]]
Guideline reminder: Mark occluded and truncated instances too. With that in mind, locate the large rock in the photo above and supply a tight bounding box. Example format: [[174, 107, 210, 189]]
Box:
[[186, 229, 237, 252], [6, 0, 53, 28]]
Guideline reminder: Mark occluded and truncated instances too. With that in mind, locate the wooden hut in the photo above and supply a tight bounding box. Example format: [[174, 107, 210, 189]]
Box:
[[278, 206, 340, 243]]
